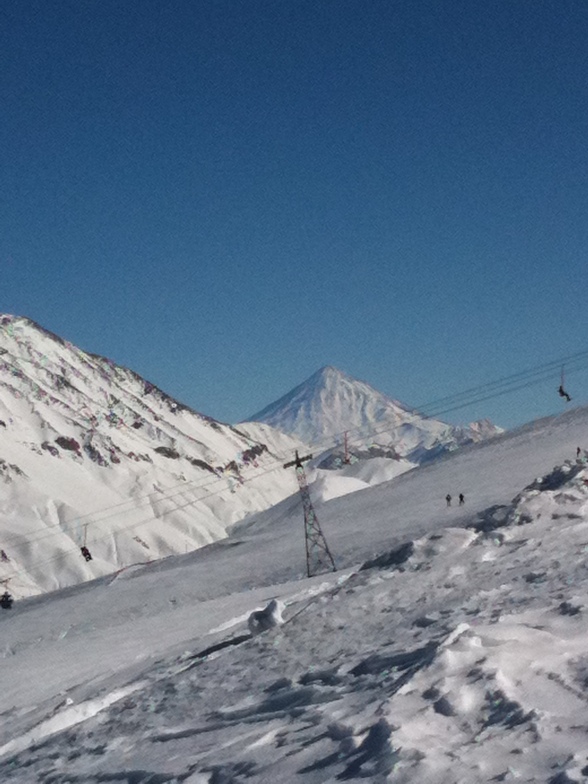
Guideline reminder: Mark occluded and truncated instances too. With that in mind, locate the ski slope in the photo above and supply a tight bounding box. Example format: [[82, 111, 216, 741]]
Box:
[[1, 405, 588, 782]]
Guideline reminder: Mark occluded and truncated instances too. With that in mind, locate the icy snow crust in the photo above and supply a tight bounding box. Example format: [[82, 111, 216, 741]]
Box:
[[1, 404, 588, 781]]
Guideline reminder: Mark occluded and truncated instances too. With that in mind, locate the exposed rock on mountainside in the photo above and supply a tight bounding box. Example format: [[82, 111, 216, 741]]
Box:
[[0, 315, 302, 596]]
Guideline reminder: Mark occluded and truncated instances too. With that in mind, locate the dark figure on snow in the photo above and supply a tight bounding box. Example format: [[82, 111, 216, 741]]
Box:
[[446, 494, 452, 507], [459, 493, 465, 506], [80, 546, 92, 562], [559, 385, 571, 402], [0, 591, 13, 609], [0, 549, 8, 562], [577, 447, 582, 459]]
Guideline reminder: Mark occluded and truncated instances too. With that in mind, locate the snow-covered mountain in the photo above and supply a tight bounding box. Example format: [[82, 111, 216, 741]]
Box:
[[0, 315, 304, 596], [1, 404, 588, 782], [249, 365, 502, 465]]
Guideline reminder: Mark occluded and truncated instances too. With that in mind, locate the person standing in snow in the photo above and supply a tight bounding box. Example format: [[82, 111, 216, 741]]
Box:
[[459, 493, 465, 505], [445, 494, 452, 507]]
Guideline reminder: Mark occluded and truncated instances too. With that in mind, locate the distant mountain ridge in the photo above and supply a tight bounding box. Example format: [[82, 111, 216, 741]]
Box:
[[0, 315, 303, 596], [248, 365, 502, 464]]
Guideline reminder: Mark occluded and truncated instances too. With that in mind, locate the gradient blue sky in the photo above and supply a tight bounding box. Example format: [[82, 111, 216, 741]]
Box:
[[2, 0, 587, 429]]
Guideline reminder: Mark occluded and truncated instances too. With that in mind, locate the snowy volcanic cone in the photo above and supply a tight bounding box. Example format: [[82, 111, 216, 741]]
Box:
[[248, 365, 502, 464]]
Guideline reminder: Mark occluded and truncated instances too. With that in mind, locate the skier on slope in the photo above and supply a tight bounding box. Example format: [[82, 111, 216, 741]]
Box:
[[558, 385, 571, 402], [445, 494, 452, 507], [0, 591, 14, 609]]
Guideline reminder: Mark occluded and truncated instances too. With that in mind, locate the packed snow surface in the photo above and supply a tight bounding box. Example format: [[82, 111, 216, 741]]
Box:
[[1, 404, 588, 782]]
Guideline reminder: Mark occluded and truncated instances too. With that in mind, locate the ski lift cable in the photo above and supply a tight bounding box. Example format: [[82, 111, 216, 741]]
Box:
[[0, 471, 234, 548], [0, 362, 579, 586], [1, 346, 586, 565], [423, 360, 588, 419], [0, 452, 293, 551], [424, 348, 588, 408], [304, 350, 588, 450], [298, 351, 588, 451], [0, 461, 306, 583], [411, 348, 588, 412], [0, 437, 310, 558], [422, 356, 588, 418], [14, 344, 586, 553], [320, 362, 586, 455]]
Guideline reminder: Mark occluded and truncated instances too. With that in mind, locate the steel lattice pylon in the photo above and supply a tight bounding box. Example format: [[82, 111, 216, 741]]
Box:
[[284, 451, 336, 578]]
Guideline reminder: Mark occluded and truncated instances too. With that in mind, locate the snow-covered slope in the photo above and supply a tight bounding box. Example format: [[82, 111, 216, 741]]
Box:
[[0, 315, 305, 595], [1, 406, 588, 781], [248, 365, 502, 465]]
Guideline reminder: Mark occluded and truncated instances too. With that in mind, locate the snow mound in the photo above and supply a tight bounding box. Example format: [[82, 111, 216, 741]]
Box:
[[311, 472, 370, 502], [247, 598, 286, 635], [337, 455, 414, 486]]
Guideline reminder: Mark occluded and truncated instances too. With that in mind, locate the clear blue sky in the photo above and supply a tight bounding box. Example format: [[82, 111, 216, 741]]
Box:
[[2, 0, 587, 429]]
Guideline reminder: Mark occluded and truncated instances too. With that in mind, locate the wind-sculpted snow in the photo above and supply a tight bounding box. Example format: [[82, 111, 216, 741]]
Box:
[[2, 438, 588, 781]]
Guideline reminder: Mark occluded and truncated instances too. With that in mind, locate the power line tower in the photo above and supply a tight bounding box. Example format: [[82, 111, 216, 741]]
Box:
[[284, 451, 336, 578]]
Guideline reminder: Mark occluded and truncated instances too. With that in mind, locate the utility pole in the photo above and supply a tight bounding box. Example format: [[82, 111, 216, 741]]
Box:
[[284, 451, 337, 578]]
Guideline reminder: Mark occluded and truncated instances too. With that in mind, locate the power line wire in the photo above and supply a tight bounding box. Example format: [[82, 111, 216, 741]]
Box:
[[419, 349, 588, 417], [1, 453, 303, 584], [5, 345, 585, 555], [1, 346, 586, 584]]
